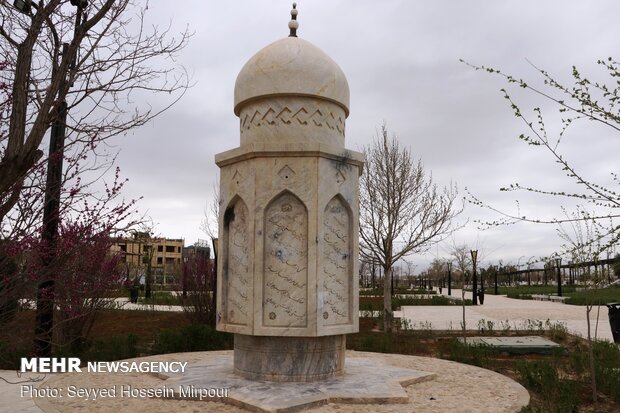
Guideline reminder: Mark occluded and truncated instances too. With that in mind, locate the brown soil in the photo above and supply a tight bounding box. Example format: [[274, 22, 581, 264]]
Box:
[[88, 309, 189, 340]]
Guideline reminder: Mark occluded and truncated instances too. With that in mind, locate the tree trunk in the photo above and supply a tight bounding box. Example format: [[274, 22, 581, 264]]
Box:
[[145, 261, 152, 299], [461, 287, 467, 345], [586, 303, 598, 403], [384, 266, 392, 332]]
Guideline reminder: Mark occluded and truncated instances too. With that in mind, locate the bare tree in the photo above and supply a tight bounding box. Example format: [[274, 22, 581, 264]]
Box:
[[200, 179, 220, 239], [360, 124, 462, 332], [0, 0, 189, 357], [450, 244, 471, 278], [464, 58, 619, 256], [448, 240, 488, 341], [449, 243, 471, 342], [0, 0, 191, 224], [404, 259, 415, 287], [556, 207, 605, 404], [358, 258, 369, 288], [180, 245, 216, 327], [465, 59, 618, 403], [427, 258, 445, 288]]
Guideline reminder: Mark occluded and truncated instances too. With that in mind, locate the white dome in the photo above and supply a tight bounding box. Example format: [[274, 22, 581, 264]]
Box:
[[234, 37, 350, 116]]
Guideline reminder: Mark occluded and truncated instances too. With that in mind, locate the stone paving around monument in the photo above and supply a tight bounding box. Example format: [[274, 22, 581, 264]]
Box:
[[159, 354, 435, 411], [0, 351, 529, 413]]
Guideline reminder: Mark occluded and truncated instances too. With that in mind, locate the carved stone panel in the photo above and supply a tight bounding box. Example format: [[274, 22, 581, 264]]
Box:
[[263, 192, 308, 327], [237, 97, 347, 147], [321, 196, 351, 325], [225, 198, 250, 325], [240, 101, 345, 136]]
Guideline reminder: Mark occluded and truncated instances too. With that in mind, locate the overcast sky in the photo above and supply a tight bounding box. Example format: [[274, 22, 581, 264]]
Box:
[[104, 1, 619, 271]]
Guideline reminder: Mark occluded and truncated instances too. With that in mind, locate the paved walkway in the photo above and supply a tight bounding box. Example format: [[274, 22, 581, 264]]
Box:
[[400, 289, 615, 342]]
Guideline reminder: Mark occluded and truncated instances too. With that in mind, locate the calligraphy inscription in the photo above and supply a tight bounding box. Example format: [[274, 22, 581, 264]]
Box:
[[321, 196, 351, 325], [226, 199, 250, 325], [263, 192, 308, 327]]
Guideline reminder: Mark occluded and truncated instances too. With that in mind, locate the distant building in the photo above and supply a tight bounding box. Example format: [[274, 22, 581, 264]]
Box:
[[111, 232, 184, 284], [183, 239, 211, 261]]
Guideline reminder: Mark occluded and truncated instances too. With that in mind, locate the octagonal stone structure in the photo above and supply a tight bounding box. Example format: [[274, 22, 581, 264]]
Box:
[[215, 23, 363, 382]]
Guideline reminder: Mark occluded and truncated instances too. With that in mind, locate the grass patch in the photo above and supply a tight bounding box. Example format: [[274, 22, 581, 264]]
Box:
[[138, 291, 183, 306], [496, 285, 620, 305], [359, 287, 436, 296], [153, 324, 233, 354], [359, 295, 470, 311], [491, 284, 620, 305], [487, 285, 577, 299], [565, 285, 620, 305]]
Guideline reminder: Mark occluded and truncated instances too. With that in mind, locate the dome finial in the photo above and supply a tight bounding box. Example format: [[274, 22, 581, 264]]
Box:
[[288, 3, 299, 37]]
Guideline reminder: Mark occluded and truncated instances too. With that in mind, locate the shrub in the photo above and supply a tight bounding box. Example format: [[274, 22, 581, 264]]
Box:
[[515, 359, 580, 413], [179, 254, 216, 326], [438, 338, 493, 368], [545, 320, 568, 342], [0, 242, 22, 325], [593, 341, 620, 402], [0, 338, 31, 370]]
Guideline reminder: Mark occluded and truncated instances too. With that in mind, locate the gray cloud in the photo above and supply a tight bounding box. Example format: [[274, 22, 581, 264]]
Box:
[[101, 0, 619, 269]]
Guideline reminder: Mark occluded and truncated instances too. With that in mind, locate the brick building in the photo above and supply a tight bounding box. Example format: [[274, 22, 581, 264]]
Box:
[[111, 232, 184, 284]]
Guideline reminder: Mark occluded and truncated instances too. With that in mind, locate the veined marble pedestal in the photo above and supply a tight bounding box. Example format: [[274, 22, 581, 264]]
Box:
[[233, 335, 345, 382]]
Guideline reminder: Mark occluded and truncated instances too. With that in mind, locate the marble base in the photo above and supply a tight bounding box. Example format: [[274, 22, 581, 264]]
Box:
[[158, 354, 435, 412], [234, 334, 345, 382]]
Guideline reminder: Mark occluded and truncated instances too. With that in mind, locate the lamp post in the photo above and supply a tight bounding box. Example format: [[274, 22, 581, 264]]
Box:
[[555, 257, 562, 297], [22, 0, 87, 357], [471, 250, 478, 305], [447, 261, 452, 296], [35, 42, 70, 356], [494, 265, 498, 295]]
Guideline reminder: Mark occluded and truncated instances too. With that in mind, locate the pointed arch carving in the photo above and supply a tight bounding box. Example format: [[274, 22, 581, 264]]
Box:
[[321, 195, 352, 325], [262, 190, 308, 327], [222, 195, 250, 325]]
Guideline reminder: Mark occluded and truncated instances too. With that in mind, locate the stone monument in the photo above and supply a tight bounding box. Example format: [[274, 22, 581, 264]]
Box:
[[215, 3, 364, 382], [153, 6, 528, 412]]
